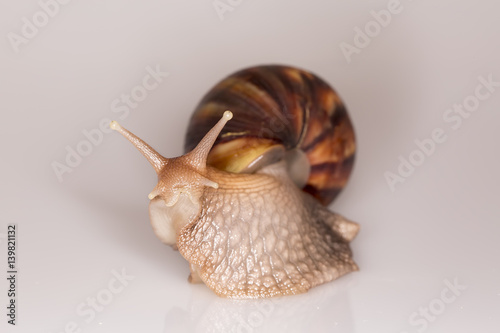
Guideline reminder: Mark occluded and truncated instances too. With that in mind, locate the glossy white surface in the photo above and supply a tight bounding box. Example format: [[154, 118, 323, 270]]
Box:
[[1, 0, 499, 332]]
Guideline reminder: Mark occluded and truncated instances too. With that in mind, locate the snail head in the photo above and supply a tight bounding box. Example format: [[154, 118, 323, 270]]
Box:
[[110, 111, 233, 207]]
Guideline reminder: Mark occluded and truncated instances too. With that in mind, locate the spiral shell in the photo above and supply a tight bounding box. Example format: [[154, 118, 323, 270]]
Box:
[[185, 65, 356, 206]]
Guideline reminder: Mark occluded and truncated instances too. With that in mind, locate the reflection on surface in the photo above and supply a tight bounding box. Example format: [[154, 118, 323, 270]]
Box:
[[163, 274, 358, 333]]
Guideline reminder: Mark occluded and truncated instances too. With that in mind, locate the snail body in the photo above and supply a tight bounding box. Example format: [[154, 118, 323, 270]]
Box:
[[111, 65, 359, 299]]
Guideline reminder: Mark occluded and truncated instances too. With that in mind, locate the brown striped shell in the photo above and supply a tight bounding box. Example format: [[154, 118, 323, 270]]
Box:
[[185, 65, 356, 206]]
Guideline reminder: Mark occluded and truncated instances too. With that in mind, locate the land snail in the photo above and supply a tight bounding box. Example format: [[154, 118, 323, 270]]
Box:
[[111, 65, 359, 299]]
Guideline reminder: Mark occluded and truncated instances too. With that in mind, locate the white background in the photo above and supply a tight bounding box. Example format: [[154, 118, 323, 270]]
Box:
[[1, 0, 499, 332]]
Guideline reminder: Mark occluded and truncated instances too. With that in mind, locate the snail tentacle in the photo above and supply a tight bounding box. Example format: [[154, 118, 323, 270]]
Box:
[[110, 120, 167, 173]]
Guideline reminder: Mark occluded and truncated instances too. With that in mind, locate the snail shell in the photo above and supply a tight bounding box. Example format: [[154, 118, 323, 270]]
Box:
[[185, 65, 356, 206], [111, 65, 359, 299]]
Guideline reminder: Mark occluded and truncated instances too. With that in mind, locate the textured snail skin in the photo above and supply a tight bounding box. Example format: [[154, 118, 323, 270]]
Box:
[[177, 163, 359, 298], [111, 66, 359, 299]]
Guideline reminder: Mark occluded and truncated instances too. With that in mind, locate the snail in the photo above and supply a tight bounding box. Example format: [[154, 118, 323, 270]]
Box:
[[111, 65, 359, 299]]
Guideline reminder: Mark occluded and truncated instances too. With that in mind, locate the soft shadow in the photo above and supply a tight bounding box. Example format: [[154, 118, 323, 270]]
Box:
[[163, 274, 359, 333]]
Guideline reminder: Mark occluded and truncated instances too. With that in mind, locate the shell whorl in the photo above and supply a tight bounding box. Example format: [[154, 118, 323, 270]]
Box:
[[185, 65, 355, 206]]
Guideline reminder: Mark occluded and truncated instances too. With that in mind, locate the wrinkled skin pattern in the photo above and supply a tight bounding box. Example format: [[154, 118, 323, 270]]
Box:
[[177, 163, 359, 299]]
